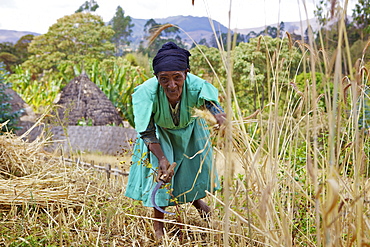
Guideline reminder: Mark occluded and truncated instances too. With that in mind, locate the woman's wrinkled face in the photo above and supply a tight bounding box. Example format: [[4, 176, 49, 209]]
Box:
[[157, 71, 186, 104]]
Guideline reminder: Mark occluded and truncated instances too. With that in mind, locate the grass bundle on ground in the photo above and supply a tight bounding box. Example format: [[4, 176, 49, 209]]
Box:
[[0, 127, 45, 178], [0, 124, 106, 208]]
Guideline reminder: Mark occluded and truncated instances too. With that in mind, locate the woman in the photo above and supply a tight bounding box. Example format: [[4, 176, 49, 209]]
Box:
[[125, 42, 225, 239]]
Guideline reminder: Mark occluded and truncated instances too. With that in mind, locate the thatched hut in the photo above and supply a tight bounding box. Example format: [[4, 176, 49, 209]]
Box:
[[54, 73, 123, 126], [2, 86, 37, 135]]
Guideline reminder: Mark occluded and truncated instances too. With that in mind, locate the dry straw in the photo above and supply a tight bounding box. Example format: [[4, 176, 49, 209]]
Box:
[[0, 122, 110, 208], [2, 0, 370, 245]]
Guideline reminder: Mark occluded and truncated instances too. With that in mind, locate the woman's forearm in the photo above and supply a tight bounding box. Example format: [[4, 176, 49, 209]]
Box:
[[148, 143, 172, 182], [148, 143, 167, 162]]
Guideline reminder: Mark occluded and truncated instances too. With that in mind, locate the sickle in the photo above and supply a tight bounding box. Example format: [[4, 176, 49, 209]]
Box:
[[151, 162, 177, 215]]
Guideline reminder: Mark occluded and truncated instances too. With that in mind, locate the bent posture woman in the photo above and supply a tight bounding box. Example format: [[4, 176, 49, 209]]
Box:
[[125, 42, 225, 240]]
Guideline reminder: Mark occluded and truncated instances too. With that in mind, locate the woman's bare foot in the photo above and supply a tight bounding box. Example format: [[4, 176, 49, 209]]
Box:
[[192, 199, 211, 218]]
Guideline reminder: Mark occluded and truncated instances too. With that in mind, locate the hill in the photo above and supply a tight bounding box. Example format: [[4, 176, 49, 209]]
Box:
[[129, 15, 229, 48], [130, 16, 320, 48], [136, 16, 321, 48], [0, 29, 39, 43], [236, 18, 320, 37], [0, 15, 320, 48]]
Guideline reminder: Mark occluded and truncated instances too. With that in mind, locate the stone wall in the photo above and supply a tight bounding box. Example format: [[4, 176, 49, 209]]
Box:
[[31, 125, 138, 155]]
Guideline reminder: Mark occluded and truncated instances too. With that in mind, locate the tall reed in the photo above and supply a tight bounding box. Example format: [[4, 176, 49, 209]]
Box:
[[204, 0, 370, 245]]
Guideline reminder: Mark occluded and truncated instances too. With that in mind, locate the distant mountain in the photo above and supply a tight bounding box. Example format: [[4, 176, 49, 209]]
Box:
[[0, 15, 321, 48], [236, 18, 320, 37], [0, 29, 39, 43], [130, 15, 229, 48], [145, 16, 319, 47], [128, 16, 321, 48]]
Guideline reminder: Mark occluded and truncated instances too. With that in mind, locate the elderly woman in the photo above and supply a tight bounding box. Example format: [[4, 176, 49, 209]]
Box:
[[125, 42, 225, 239]]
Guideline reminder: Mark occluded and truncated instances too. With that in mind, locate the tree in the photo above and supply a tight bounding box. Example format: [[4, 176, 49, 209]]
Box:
[[314, 0, 331, 27], [0, 36, 34, 72], [189, 44, 224, 83], [0, 52, 17, 72], [139, 19, 185, 58], [350, 39, 370, 65], [144, 19, 158, 34], [190, 37, 303, 113], [75, 0, 99, 13], [0, 42, 18, 72], [209, 31, 246, 49], [198, 38, 209, 46], [279, 22, 285, 32], [352, 0, 370, 40], [314, 0, 341, 50], [233, 37, 302, 112], [14, 34, 34, 64], [0, 42, 16, 54], [260, 26, 278, 38], [23, 12, 115, 76], [109, 6, 134, 56], [190, 38, 209, 49], [246, 31, 258, 42], [162, 26, 181, 37]]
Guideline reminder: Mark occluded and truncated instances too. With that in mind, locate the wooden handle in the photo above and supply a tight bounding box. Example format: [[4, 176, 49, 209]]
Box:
[[168, 162, 177, 173]]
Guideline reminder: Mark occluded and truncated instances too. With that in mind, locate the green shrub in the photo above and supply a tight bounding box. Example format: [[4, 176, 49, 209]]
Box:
[[0, 62, 23, 133]]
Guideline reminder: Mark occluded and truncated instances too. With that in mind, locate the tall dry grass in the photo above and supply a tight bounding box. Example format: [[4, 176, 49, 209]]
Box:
[[209, 0, 370, 246], [1, 0, 370, 246]]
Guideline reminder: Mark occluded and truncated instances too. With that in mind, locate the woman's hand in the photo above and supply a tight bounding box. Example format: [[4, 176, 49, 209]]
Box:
[[214, 113, 226, 126], [157, 157, 174, 183], [213, 113, 226, 137], [148, 143, 174, 183]]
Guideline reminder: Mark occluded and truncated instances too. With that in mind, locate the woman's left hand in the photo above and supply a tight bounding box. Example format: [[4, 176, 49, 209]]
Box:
[[214, 113, 226, 126]]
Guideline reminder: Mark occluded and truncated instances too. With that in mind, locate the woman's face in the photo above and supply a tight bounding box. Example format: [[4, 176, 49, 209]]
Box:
[[157, 70, 186, 104]]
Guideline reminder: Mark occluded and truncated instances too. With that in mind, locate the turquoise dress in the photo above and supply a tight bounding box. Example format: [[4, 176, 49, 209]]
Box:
[[125, 73, 220, 207]]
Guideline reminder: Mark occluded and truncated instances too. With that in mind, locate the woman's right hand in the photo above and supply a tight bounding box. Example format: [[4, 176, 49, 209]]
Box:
[[157, 157, 173, 183], [148, 143, 174, 183]]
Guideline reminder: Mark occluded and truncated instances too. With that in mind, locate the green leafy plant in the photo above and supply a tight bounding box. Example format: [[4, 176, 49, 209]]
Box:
[[85, 57, 148, 127], [77, 117, 93, 126], [6, 66, 63, 114], [0, 62, 23, 133]]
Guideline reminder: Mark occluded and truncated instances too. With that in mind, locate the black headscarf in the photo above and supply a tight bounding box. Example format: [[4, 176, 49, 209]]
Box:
[[152, 42, 191, 74]]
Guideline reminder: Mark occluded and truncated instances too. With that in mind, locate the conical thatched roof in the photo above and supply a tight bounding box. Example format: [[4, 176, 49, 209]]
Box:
[[2, 86, 37, 135], [55, 74, 123, 126]]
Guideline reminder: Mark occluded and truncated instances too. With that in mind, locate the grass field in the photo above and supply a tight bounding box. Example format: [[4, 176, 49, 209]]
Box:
[[1, 2, 370, 245], [1, 108, 369, 246]]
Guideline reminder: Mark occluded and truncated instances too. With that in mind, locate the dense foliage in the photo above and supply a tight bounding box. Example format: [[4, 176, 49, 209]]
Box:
[[352, 0, 370, 40], [23, 12, 115, 76], [190, 36, 303, 114], [0, 35, 34, 72], [7, 65, 62, 113], [0, 63, 22, 133], [109, 6, 134, 56]]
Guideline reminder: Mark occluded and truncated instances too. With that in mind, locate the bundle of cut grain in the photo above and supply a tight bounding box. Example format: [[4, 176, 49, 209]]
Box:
[[0, 122, 109, 209]]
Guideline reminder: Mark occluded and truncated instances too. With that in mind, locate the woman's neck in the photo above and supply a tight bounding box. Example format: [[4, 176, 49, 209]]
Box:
[[168, 98, 180, 108]]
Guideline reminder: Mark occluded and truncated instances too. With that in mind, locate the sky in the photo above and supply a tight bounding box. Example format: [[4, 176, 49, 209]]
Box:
[[0, 0, 358, 34]]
